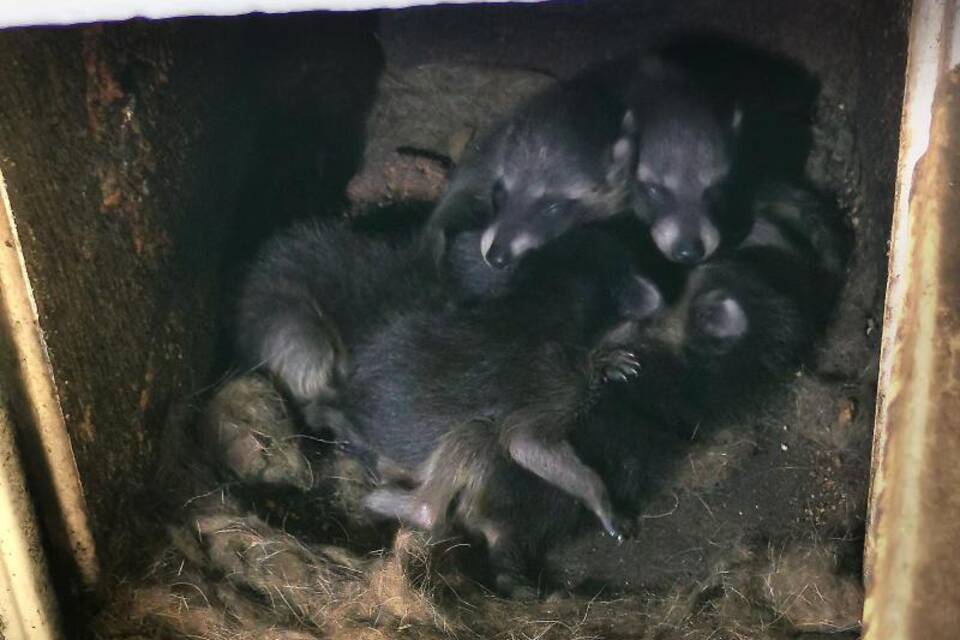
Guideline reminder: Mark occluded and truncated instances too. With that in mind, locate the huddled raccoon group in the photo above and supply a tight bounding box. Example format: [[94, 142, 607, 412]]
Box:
[[236, 41, 850, 598]]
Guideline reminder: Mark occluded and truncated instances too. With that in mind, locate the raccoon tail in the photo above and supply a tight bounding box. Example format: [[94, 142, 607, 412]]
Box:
[[751, 181, 852, 277]]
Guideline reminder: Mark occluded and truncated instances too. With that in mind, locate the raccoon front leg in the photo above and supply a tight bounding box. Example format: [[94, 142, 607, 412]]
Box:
[[594, 347, 642, 384], [590, 273, 660, 383]]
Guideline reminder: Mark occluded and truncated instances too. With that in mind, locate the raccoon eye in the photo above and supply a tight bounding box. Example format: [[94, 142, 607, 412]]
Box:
[[639, 182, 668, 203], [491, 179, 507, 211], [704, 183, 727, 208], [542, 201, 565, 216]]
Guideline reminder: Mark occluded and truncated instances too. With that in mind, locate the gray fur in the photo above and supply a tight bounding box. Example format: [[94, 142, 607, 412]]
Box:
[[236, 220, 444, 405], [623, 56, 741, 264], [362, 182, 850, 595], [424, 62, 635, 297]]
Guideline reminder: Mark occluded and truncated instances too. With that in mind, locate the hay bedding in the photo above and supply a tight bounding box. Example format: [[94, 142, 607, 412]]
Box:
[[92, 375, 863, 640]]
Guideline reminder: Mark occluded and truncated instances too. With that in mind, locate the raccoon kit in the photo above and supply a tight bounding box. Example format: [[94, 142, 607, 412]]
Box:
[[233, 40, 844, 598], [359, 182, 848, 595], [239, 46, 779, 410], [425, 51, 749, 301]]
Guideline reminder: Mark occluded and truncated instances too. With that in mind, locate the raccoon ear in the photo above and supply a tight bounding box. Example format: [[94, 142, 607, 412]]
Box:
[[607, 138, 635, 187], [606, 110, 637, 186], [731, 105, 744, 135], [620, 109, 637, 136]]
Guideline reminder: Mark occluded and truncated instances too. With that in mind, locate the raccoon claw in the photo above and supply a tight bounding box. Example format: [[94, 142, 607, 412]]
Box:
[[603, 514, 636, 544], [599, 349, 642, 384], [336, 440, 380, 470]]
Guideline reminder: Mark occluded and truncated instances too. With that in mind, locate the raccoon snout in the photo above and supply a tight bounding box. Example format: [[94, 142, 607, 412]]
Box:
[[651, 216, 721, 265], [479, 224, 508, 269], [483, 238, 513, 269], [671, 238, 706, 264], [481, 226, 538, 269]]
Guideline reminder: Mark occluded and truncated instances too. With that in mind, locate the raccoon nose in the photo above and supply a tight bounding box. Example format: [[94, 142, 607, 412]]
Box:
[[671, 239, 705, 264], [484, 242, 513, 269]]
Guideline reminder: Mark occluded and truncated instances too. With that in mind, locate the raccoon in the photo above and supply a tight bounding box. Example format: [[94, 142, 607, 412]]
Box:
[[423, 62, 637, 298], [360, 260, 751, 596], [363, 181, 850, 596], [621, 56, 748, 265], [330, 221, 667, 537], [426, 53, 751, 302], [235, 220, 445, 405]]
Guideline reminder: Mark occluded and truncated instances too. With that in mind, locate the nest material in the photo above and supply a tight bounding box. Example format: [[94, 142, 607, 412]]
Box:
[[95, 509, 863, 639], [199, 375, 314, 491], [94, 375, 863, 640]]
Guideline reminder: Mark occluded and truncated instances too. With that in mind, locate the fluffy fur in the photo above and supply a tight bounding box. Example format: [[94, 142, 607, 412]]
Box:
[[235, 220, 445, 404], [423, 63, 635, 297], [362, 182, 849, 595], [339, 221, 659, 509], [426, 51, 750, 303]]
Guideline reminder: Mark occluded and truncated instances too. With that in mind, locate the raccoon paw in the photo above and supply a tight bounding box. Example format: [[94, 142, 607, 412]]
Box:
[[597, 349, 642, 384]]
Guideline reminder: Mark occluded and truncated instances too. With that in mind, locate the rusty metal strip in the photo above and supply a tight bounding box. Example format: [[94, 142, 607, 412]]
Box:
[[865, 0, 960, 638], [0, 398, 63, 640], [0, 170, 99, 588]]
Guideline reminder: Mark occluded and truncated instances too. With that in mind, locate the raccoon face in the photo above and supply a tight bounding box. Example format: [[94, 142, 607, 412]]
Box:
[[471, 108, 638, 270], [629, 109, 743, 265], [478, 177, 601, 270]]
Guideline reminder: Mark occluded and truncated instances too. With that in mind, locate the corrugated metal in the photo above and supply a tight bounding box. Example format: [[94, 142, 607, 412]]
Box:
[[0, 400, 62, 640], [864, 1, 960, 638], [0, 170, 99, 589]]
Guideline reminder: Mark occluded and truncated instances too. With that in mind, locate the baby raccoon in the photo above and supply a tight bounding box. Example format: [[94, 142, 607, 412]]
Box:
[[426, 52, 750, 302], [364, 181, 849, 596], [620, 56, 748, 265], [423, 65, 635, 298], [360, 260, 749, 596], [323, 220, 665, 534]]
